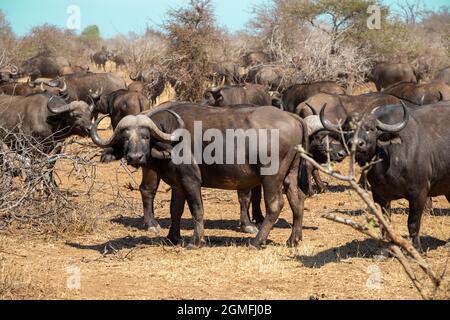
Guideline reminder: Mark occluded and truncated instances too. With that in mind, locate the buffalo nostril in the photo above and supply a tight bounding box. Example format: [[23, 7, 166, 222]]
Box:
[[358, 141, 365, 148]]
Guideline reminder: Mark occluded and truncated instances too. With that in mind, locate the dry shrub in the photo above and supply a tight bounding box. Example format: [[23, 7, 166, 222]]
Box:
[[0, 125, 99, 236], [160, 0, 223, 101], [107, 30, 168, 75]]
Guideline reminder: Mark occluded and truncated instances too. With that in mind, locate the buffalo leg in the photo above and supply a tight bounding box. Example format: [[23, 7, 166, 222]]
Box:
[[167, 188, 185, 245], [284, 171, 306, 248], [424, 197, 433, 214], [408, 193, 428, 251], [312, 169, 327, 193], [237, 190, 258, 234], [250, 185, 265, 224], [179, 173, 205, 249], [140, 167, 161, 233], [251, 180, 284, 248], [373, 192, 391, 240]]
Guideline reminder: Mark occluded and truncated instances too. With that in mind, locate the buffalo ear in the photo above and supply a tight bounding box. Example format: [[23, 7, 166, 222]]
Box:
[[150, 142, 173, 160], [377, 132, 402, 147]]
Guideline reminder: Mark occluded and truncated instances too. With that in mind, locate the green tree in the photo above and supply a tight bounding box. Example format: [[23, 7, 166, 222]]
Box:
[[283, 0, 380, 54], [79, 25, 101, 48]]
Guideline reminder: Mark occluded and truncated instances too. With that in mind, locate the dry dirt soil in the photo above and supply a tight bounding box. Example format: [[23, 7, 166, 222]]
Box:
[[1, 68, 449, 300]]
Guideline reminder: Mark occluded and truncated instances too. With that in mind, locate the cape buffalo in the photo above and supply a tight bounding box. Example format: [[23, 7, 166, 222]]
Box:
[[242, 51, 270, 67], [0, 93, 93, 147], [91, 89, 151, 129], [434, 66, 450, 85], [294, 92, 401, 193], [321, 102, 450, 250], [19, 54, 70, 80], [210, 61, 243, 86], [0, 79, 67, 96], [90, 104, 310, 249], [92, 47, 112, 71], [203, 83, 272, 107], [54, 73, 127, 104], [58, 65, 90, 76], [369, 62, 418, 91], [383, 81, 450, 105], [130, 70, 180, 105], [111, 54, 126, 71], [282, 81, 346, 114], [244, 65, 302, 93]]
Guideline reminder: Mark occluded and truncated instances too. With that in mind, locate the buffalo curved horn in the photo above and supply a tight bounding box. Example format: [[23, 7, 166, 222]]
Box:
[[438, 91, 443, 102], [91, 112, 184, 148], [27, 78, 36, 88], [305, 103, 318, 115], [40, 82, 46, 92], [145, 108, 185, 138], [304, 115, 325, 136], [58, 80, 67, 93], [129, 72, 139, 81], [47, 100, 73, 115], [319, 103, 340, 132], [375, 100, 409, 133], [6, 65, 18, 75], [90, 115, 115, 147]]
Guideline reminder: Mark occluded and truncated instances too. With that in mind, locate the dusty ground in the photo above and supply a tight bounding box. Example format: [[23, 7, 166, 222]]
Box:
[[0, 141, 449, 300], [1, 68, 449, 300]]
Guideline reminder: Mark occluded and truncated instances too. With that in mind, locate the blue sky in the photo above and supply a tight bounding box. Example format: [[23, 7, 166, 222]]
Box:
[[1, 0, 449, 38]]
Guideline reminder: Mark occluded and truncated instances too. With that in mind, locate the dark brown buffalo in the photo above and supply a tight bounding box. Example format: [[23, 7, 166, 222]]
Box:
[[58, 65, 90, 76], [91, 89, 151, 129], [282, 81, 345, 113], [383, 81, 450, 105], [127, 81, 146, 93], [18, 54, 70, 80], [111, 54, 126, 71], [0, 79, 66, 96], [0, 93, 93, 145], [130, 69, 179, 105], [295, 92, 401, 193], [203, 83, 271, 107], [434, 66, 450, 85], [242, 51, 270, 67], [369, 62, 418, 91], [324, 102, 450, 250], [210, 61, 243, 85], [90, 104, 310, 249], [54, 73, 126, 104], [92, 48, 112, 71]]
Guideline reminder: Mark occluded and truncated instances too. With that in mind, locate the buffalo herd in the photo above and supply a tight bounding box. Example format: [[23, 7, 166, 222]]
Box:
[[1, 50, 449, 251]]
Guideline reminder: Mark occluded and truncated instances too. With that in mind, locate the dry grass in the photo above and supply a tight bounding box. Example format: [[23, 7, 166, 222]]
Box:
[[0, 142, 448, 300], [0, 257, 54, 299]]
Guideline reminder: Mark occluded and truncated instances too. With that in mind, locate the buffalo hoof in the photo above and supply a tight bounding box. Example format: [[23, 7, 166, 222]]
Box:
[[186, 243, 200, 250], [240, 224, 259, 234], [286, 234, 302, 248], [249, 238, 263, 250], [146, 224, 162, 235], [167, 234, 182, 246]]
